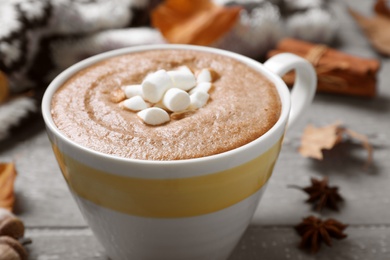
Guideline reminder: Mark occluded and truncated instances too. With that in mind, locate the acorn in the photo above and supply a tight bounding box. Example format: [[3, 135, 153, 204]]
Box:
[[0, 236, 28, 260], [0, 209, 25, 239]]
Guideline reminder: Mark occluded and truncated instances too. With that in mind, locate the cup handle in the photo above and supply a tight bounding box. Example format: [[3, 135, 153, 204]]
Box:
[[264, 53, 317, 129]]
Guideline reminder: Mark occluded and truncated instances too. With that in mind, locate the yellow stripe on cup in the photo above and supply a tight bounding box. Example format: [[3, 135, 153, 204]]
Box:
[[52, 140, 282, 218]]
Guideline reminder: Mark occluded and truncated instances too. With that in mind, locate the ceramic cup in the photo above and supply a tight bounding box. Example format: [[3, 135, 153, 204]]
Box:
[[42, 45, 316, 260]]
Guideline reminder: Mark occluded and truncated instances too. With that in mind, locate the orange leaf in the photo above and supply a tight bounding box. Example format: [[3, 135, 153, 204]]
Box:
[[0, 70, 9, 104], [0, 162, 17, 211], [349, 0, 390, 56], [298, 122, 343, 160], [151, 0, 242, 45], [299, 122, 373, 167]]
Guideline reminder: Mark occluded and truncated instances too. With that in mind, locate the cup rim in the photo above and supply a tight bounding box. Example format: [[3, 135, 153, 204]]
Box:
[[42, 44, 291, 165]]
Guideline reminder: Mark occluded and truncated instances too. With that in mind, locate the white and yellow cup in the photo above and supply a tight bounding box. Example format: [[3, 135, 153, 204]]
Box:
[[42, 45, 316, 260]]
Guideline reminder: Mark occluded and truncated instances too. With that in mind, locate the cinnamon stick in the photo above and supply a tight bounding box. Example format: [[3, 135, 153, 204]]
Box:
[[0, 71, 9, 104], [267, 38, 380, 98]]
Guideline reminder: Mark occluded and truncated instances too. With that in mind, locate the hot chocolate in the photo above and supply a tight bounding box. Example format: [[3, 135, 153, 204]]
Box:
[[51, 49, 281, 160]]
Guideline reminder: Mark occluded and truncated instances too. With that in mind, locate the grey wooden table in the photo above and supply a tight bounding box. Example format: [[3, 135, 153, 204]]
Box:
[[1, 0, 390, 259]]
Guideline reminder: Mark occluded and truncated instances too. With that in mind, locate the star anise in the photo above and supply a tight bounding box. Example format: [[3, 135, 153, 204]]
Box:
[[290, 177, 344, 211], [295, 216, 348, 253]]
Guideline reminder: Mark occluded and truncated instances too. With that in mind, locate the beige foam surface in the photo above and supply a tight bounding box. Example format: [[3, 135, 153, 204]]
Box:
[[51, 50, 281, 160]]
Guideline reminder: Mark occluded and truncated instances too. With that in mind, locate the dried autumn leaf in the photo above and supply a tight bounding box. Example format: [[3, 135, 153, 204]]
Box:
[[151, 0, 242, 45], [0, 70, 9, 104], [299, 122, 373, 167], [298, 122, 343, 160], [0, 163, 17, 211], [349, 0, 390, 56], [344, 129, 374, 168]]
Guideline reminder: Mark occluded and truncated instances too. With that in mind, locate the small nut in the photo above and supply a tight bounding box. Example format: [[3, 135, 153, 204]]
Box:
[[0, 236, 28, 260], [0, 209, 25, 239], [0, 217, 25, 239], [0, 208, 24, 239]]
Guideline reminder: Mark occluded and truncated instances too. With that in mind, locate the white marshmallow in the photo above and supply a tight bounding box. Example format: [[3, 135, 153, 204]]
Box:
[[124, 84, 143, 98], [197, 69, 212, 83], [177, 65, 193, 73], [153, 101, 168, 110], [142, 70, 173, 103], [168, 70, 196, 91], [163, 88, 191, 112], [190, 91, 209, 109], [189, 82, 212, 95], [137, 107, 170, 125], [123, 96, 149, 111]]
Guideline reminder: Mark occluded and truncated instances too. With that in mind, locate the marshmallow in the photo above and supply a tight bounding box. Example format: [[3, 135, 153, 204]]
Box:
[[196, 68, 212, 83], [190, 91, 209, 109], [153, 101, 168, 110], [124, 84, 143, 98], [189, 82, 212, 95], [163, 88, 191, 112], [142, 70, 173, 103], [177, 66, 193, 74], [119, 67, 215, 124], [123, 96, 149, 111], [168, 70, 196, 91], [137, 107, 170, 125]]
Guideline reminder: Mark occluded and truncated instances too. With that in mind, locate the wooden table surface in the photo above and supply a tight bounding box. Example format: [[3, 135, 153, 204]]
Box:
[[1, 0, 390, 259]]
